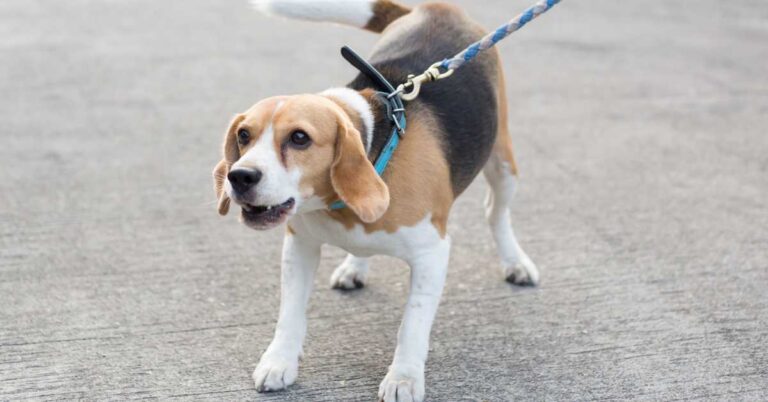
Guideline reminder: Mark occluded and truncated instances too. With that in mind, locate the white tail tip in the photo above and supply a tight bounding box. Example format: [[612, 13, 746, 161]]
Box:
[[249, 0, 376, 28]]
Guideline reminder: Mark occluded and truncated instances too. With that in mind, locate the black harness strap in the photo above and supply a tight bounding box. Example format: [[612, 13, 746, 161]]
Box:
[[341, 46, 397, 93]]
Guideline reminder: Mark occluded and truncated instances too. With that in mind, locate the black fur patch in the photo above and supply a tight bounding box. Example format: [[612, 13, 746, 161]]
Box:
[[348, 5, 499, 196]]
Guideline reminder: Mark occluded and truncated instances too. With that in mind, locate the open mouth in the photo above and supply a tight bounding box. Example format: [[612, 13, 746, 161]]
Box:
[[240, 197, 295, 229]]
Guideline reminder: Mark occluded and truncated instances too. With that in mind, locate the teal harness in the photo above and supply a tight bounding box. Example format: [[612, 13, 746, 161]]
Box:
[[329, 47, 407, 211]]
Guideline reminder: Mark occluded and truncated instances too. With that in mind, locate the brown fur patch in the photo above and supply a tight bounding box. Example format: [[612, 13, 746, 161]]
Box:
[[364, 0, 410, 33], [327, 103, 453, 237]]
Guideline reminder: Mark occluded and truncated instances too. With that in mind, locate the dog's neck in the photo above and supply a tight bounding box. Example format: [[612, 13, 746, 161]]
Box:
[[361, 89, 402, 162], [323, 87, 402, 163]]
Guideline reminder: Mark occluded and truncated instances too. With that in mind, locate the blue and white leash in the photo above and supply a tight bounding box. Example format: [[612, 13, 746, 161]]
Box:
[[398, 0, 561, 101], [441, 0, 561, 70]]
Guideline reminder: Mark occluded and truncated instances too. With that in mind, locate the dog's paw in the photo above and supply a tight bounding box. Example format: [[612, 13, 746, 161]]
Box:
[[504, 257, 539, 286], [252, 353, 299, 393], [330, 258, 367, 290], [378, 363, 425, 402]]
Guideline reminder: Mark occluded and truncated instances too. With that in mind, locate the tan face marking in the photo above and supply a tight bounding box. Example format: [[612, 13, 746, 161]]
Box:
[[234, 97, 287, 158], [272, 96, 339, 203], [213, 94, 390, 226], [213, 97, 285, 216]]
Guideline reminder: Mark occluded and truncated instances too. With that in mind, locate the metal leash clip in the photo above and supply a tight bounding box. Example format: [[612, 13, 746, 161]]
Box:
[[396, 62, 454, 101]]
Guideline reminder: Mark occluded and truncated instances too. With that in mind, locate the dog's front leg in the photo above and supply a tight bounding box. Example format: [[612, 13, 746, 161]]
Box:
[[379, 237, 451, 402], [253, 233, 320, 392]]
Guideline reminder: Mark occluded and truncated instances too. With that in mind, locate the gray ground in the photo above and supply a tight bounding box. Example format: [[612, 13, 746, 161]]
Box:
[[1, 0, 767, 400]]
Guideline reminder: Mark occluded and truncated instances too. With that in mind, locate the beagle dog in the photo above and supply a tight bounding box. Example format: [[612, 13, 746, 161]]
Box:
[[213, 0, 539, 400]]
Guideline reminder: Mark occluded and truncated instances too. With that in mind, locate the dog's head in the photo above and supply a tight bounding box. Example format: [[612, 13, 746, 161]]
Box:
[[213, 95, 389, 230]]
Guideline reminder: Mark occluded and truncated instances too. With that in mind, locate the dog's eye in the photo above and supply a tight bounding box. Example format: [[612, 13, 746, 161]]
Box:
[[237, 129, 250, 145], [288, 130, 311, 149]]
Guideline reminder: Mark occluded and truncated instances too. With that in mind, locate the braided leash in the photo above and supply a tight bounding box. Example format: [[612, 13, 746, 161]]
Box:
[[398, 0, 561, 101], [441, 0, 561, 70]]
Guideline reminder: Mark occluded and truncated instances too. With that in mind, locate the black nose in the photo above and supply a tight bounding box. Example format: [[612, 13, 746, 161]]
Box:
[[228, 168, 262, 194]]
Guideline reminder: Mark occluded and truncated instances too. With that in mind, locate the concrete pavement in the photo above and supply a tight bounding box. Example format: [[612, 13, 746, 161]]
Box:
[[1, 0, 767, 400]]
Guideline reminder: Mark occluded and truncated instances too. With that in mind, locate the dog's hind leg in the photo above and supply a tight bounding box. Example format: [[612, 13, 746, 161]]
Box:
[[483, 144, 539, 286], [483, 73, 539, 285], [330, 254, 369, 290]]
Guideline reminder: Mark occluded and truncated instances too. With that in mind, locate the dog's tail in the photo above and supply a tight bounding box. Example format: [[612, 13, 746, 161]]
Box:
[[250, 0, 410, 33]]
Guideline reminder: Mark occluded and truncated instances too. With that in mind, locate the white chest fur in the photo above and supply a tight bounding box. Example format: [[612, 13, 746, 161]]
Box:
[[288, 212, 443, 259]]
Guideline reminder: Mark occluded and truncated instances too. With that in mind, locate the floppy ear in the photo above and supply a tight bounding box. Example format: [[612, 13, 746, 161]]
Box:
[[212, 114, 245, 216], [212, 159, 231, 215], [330, 112, 390, 223]]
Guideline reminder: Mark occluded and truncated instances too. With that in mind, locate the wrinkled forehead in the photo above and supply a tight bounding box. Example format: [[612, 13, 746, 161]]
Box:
[[240, 95, 340, 140]]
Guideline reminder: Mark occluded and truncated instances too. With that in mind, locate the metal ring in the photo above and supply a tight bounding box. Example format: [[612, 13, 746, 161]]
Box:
[[388, 87, 404, 99], [429, 62, 455, 80]]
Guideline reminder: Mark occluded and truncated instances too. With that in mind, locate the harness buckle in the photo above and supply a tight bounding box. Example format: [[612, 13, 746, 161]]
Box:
[[392, 114, 403, 136]]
